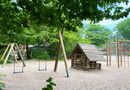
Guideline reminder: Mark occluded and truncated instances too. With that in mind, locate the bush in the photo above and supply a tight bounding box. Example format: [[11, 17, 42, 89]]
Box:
[[31, 47, 50, 60]]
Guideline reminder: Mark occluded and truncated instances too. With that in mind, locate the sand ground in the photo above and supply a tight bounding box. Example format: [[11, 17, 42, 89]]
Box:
[[1, 60, 130, 90]]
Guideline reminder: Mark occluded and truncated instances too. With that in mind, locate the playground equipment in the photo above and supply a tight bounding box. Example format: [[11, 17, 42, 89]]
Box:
[[0, 31, 70, 77], [38, 42, 49, 71], [54, 31, 70, 77], [106, 40, 130, 68], [71, 44, 104, 70], [0, 43, 26, 73]]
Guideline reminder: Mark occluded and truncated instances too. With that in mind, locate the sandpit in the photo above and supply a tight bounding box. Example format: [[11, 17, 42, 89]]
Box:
[[1, 60, 130, 90]]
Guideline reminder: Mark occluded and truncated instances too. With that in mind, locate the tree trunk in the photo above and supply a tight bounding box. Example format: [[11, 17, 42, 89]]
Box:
[[54, 31, 63, 72], [54, 29, 64, 72], [26, 44, 30, 59], [54, 39, 61, 71]]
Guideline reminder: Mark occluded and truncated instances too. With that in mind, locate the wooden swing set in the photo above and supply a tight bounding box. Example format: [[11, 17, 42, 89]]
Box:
[[37, 31, 70, 77], [0, 31, 70, 77], [0, 43, 26, 73], [54, 31, 70, 77]]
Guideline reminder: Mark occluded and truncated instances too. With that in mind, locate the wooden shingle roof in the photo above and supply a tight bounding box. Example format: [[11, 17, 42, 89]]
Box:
[[73, 44, 105, 61]]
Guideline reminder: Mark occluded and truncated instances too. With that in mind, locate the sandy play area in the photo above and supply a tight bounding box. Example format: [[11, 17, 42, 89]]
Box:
[[1, 60, 130, 90]]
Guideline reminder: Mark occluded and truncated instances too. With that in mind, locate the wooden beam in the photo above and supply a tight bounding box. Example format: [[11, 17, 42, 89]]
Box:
[[119, 43, 122, 66], [109, 44, 111, 65], [12, 48, 18, 63], [73, 53, 77, 67], [71, 55, 74, 68], [0, 44, 10, 62], [106, 45, 109, 66], [3, 43, 15, 66], [117, 41, 120, 68], [124, 50, 126, 67], [59, 31, 69, 77], [16, 44, 26, 67]]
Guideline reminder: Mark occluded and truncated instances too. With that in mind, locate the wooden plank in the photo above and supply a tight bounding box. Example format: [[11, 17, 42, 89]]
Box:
[[3, 43, 15, 66], [119, 43, 122, 66], [109, 43, 111, 65], [71, 55, 74, 68], [73, 53, 77, 68], [16, 44, 26, 67], [106, 45, 109, 66], [124, 51, 126, 67], [117, 40, 120, 68], [0, 44, 10, 62], [12, 48, 18, 63], [59, 31, 69, 77]]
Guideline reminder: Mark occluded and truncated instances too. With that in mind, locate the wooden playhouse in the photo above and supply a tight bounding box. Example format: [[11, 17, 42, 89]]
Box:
[[71, 44, 105, 70]]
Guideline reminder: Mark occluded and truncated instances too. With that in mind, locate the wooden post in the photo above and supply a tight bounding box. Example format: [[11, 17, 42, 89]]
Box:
[[54, 40, 61, 72], [3, 43, 15, 66], [106, 45, 109, 66], [124, 50, 126, 67], [59, 31, 69, 77], [127, 51, 129, 67], [0, 44, 10, 62], [109, 44, 111, 65], [120, 42, 122, 66], [73, 53, 77, 67], [16, 44, 26, 67], [12, 48, 18, 63], [71, 55, 74, 68], [117, 41, 120, 68]]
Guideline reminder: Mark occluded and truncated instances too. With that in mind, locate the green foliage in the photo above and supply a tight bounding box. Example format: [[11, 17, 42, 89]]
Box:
[[31, 47, 50, 60], [42, 77, 56, 90], [64, 29, 90, 57], [116, 18, 130, 40], [0, 0, 129, 60], [15, 0, 130, 32], [0, 0, 31, 43], [0, 73, 5, 90], [85, 24, 111, 47]]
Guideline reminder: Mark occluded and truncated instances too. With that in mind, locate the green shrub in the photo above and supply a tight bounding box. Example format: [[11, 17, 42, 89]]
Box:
[[42, 77, 56, 90], [31, 47, 50, 60]]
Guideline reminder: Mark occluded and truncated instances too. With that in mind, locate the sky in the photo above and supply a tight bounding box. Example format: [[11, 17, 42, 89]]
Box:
[[83, 1, 130, 30]]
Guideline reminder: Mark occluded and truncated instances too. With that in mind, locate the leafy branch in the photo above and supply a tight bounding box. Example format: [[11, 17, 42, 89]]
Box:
[[42, 77, 56, 90]]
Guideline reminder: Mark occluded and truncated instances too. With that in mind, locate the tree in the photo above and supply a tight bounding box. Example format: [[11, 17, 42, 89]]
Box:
[[1, 0, 130, 40], [116, 18, 130, 39], [85, 24, 111, 47], [15, 0, 130, 30], [0, 0, 30, 43], [64, 29, 91, 57]]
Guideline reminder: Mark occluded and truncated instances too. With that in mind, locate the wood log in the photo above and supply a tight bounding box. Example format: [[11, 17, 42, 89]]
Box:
[[0, 44, 10, 62], [3, 43, 15, 66], [16, 44, 26, 67], [12, 48, 18, 63], [59, 31, 70, 77]]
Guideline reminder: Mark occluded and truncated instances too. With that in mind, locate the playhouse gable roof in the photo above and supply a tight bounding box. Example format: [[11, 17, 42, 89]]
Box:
[[72, 43, 105, 61]]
